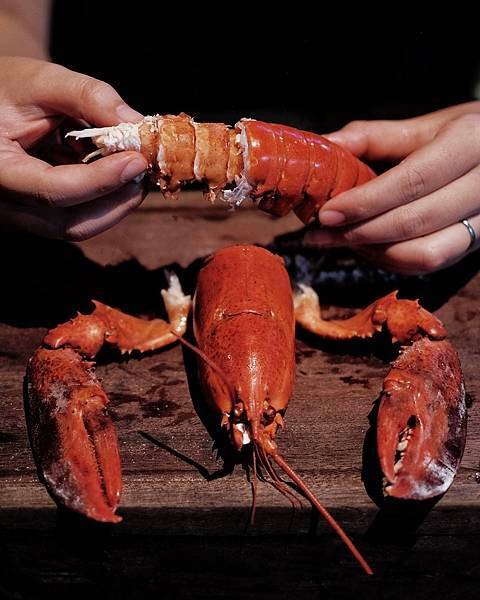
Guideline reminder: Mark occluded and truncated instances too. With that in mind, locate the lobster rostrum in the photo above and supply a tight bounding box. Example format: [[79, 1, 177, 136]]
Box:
[[26, 244, 467, 577], [67, 113, 375, 223]]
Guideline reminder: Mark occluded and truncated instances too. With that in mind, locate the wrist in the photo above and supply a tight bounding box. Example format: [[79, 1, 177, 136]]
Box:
[[0, 14, 49, 60]]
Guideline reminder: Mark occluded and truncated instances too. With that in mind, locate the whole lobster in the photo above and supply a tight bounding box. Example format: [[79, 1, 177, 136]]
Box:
[[26, 244, 466, 576]]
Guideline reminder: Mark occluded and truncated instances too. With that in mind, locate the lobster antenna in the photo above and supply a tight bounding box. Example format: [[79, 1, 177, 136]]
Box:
[[257, 445, 302, 511], [270, 451, 373, 576], [172, 333, 237, 406], [249, 447, 258, 526]]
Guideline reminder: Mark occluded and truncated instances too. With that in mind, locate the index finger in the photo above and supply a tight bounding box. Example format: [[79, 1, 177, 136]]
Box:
[[30, 60, 143, 126], [325, 102, 480, 160]]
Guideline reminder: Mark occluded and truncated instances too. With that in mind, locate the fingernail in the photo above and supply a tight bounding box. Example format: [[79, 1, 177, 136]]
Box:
[[318, 210, 346, 226], [121, 158, 147, 183], [116, 103, 144, 123], [324, 131, 362, 149], [323, 133, 345, 144]]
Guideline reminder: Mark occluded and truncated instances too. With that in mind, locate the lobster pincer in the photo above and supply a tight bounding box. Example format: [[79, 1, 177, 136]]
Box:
[[294, 285, 467, 502], [378, 338, 466, 500], [25, 275, 191, 522], [27, 347, 122, 522]]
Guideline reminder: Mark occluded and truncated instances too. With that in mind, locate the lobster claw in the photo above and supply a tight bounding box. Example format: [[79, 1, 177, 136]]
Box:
[[377, 338, 467, 500], [26, 348, 122, 522]]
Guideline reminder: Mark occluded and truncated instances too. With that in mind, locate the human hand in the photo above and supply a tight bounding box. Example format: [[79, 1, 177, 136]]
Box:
[[0, 57, 148, 240], [304, 102, 480, 274]]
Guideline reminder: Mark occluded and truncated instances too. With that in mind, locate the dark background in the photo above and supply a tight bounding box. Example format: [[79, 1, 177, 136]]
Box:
[[50, 10, 480, 132]]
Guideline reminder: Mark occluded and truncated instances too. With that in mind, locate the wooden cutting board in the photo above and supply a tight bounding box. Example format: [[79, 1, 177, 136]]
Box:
[[1, 191, 479, 598]]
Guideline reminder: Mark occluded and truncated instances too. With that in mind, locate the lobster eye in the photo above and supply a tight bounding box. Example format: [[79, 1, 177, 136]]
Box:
[[233, 401, 244, 419], [262, 405, 276, 425]]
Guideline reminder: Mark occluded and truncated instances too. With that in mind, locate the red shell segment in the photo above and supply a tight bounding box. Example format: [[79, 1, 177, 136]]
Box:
[[241, 120, 375, 223]]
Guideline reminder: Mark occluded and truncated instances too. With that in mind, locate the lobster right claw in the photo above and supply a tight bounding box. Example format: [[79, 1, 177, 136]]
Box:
[[377, 338, 467, 500], [26, 348, 122, 523]]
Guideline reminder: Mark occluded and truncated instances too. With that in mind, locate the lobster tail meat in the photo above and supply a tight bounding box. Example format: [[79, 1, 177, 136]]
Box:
[[26, 348, 122, 522], [69, 114, 240, 202], [378, 338, 467, 500], [192, 122, 231, 201], [68, 114, 374, 221], [153, 114, 196, 195]]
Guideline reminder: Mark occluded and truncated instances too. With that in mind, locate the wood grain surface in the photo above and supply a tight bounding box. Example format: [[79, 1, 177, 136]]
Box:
[[1, 192, 480, 599]]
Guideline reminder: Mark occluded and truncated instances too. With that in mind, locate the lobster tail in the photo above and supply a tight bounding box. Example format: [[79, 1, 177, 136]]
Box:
[[68, 115, 374, 222], [238, 120, 375, 223]]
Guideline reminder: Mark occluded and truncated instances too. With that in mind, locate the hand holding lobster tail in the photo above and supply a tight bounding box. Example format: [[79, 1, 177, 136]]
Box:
[[68, 115, 375, 223], [294, 284, 467, 501], [25, 274, 191, 522]]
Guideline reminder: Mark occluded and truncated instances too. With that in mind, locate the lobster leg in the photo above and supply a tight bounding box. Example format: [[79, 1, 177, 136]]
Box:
[[294, 284, 466, 501], [26, 274, 191, 522], [44, 273, 191, 357], [293, 285, 446, 343]]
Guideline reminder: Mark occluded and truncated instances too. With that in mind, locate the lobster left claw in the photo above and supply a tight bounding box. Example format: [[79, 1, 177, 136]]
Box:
[[377, 338, 467, 500], [25, 275, 191, 523], [26, 348, 122, 523]]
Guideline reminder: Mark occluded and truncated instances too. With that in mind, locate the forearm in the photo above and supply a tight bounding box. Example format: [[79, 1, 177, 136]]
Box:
[[0, 0, 51, 59]]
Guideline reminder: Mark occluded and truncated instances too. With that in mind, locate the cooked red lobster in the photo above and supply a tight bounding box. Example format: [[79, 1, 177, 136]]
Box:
[[26, 245, 467, 576], [67, 114, 375, 223]]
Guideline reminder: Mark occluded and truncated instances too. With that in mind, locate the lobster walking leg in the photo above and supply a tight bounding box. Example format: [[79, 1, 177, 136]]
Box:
[[26, 274, 191, 522], [293, 286, 446, 343], [44, 274, 191, 357], [293, 284, 467, 501]]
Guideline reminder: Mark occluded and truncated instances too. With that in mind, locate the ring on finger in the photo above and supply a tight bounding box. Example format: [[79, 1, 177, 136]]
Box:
[[460, 218, 477, 251]]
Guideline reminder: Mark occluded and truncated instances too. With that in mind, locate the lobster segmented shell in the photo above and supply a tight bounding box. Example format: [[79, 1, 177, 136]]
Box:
[[68, 114, 375, 223]]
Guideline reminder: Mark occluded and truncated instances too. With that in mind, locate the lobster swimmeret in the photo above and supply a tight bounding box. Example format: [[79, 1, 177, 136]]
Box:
[[68, 114, 375, 223], [26, 246, 467, 576]]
